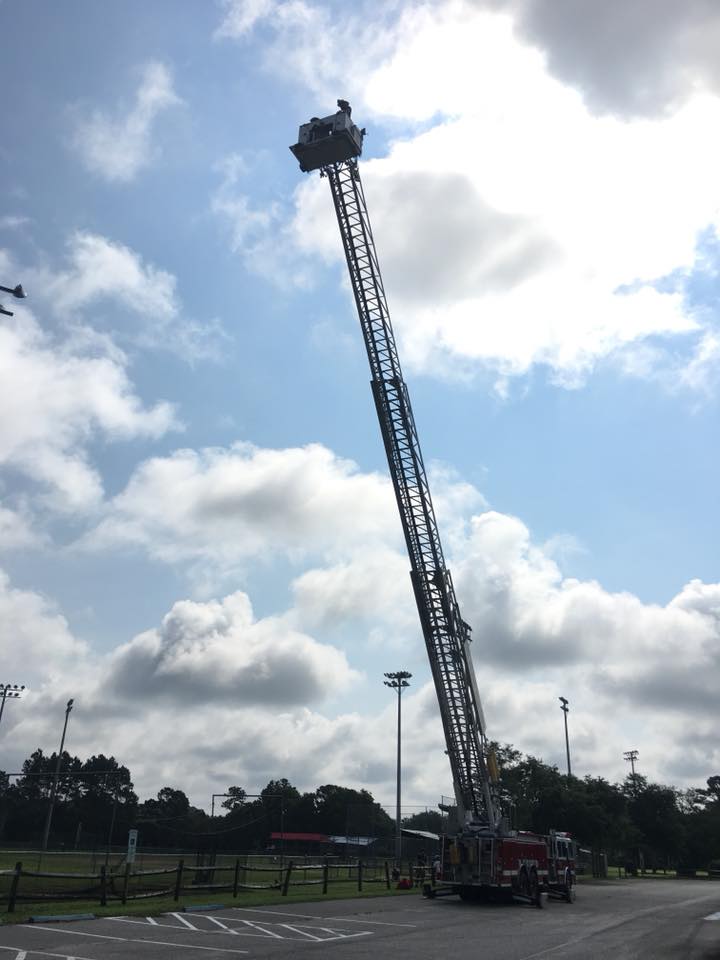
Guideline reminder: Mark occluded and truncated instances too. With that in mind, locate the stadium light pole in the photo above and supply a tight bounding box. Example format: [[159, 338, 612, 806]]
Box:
[[559, 696, 572, 777], [41, 698, 74, 851], [384, 671, 411, 864], [0, 683, 25, 730], [0, 282, 27, 317]]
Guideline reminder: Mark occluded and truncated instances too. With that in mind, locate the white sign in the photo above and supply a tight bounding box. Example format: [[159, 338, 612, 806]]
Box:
[[127, 828, 138, 864]]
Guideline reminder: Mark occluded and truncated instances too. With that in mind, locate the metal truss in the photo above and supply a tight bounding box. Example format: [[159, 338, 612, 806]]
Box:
[[323, 159, 496, 825]]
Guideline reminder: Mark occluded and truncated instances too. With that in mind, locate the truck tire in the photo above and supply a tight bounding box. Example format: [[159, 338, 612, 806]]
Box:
[[530, 869, 543, 908]]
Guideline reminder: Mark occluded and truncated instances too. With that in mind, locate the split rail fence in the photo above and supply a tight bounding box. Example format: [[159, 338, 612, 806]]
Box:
[[0, 857, 393, 912]]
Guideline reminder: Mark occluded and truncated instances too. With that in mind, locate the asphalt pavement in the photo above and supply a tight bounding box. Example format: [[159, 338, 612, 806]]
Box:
[[0, 878, 719, 959]]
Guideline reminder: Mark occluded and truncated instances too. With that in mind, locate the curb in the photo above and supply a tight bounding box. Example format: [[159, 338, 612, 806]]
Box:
[[29, 913, 96, 924], [182, 903, 225, 913]]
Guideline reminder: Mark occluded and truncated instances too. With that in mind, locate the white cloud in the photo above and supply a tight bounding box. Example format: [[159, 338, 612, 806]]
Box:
[[506, 0, 720, 117], [40, 232, 228, 362], [226, 0, 720, 392], [74, 432, 720, 792], [214, 0, 277, 39], [71, 61, 182, 182], [0, 307, 176, 511], [84, 441, 398, 582], [5, 471, 720, 802], [0, 569, 89, 688], [0, 503, 45, 551], [101, 590, 358, 706], [49, 231, 179, 320]]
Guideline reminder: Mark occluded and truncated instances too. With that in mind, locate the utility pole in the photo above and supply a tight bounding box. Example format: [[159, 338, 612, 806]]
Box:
[[0, 683, 25, 730], [624, 749, 639, 794], [41, 699, 74, 850], [384, 671, 411, 864], [558, 697, 571, 777], [623, 749, 639, 777]]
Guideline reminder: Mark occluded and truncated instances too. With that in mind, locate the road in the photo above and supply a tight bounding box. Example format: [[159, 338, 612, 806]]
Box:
[[0, 879, 718, 959]]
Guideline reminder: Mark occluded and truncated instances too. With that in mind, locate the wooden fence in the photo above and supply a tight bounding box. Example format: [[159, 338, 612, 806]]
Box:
[[0, 858, 393, 912]]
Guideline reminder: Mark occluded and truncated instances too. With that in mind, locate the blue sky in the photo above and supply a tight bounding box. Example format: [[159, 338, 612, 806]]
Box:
[[2, 0, 719, 810]]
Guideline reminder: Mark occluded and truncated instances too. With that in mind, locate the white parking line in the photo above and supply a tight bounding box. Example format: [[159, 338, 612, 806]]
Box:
[[27, 926, 248, 954], [231, 905, 417, 927], [704, 911, 720, 920], [207, 917, 239, 934], [279, 924, 323, 941], [0, 948, 97, 960], [231, 907, 320, 920], [333, 916, 417, 927], [169, 913, 199, 929]]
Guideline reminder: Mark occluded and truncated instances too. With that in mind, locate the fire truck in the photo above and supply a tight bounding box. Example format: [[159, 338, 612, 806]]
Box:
[[290, 102, 576, 906]]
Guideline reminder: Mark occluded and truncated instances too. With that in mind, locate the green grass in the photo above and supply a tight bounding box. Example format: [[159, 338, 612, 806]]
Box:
[[0, 878, 416, 925], [0, 850, 403, 923]]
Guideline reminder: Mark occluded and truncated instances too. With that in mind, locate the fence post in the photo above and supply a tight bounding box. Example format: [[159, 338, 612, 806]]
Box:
[[323, 857, 329, 895], [8, 861, 21, 913], [99, 865, 107, 907], [282, 861, 294, 896], [174, 859, 184, 901], [384, 860, 390, 890], [121, 862, 131, 905], [233, 859, 240, 898], [357, 860, 363, 892]]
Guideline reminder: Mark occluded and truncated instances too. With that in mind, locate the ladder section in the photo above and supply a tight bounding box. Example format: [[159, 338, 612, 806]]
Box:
[[324, 159, 495, 825]]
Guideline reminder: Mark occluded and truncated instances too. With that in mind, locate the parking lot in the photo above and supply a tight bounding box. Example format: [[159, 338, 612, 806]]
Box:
[[0, 881, 719, 959]]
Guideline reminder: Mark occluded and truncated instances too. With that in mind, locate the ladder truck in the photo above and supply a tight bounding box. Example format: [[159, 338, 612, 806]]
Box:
[[290, 101, 575, 906]]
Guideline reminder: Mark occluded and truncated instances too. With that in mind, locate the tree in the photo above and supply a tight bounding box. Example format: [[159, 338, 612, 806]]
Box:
[[402, 809, 445, 834], [222, 786, 247, 812]]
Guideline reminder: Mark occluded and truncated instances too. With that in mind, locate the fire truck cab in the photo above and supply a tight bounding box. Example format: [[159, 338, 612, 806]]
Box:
[[547, 829, 577, 902]]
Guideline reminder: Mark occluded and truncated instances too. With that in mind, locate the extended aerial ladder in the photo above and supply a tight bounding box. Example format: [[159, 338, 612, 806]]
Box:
[[290, 101, 500, 835], [290, 102, 578, 905]]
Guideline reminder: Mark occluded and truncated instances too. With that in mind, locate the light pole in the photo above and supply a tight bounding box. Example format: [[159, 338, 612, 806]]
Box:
[[0, 683, 25, 730], [0, 282, 27, 317], [41, 698, 74, 851], [384, 670, 411, 864], [559, 696, 571, 777]]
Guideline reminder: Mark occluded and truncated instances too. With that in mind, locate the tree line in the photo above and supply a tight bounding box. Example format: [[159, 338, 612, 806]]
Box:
[[1, 744, 719, 869]]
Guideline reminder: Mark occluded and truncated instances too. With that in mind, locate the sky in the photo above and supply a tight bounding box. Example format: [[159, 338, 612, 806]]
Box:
[[1, 0, 719, 816]]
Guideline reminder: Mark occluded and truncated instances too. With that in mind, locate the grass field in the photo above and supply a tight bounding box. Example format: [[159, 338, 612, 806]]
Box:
[[0, 870, 413, 925], [0, 849, 396, 922]]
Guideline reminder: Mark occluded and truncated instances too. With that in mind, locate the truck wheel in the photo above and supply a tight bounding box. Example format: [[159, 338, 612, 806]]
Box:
[[530, 869, 543, 908]]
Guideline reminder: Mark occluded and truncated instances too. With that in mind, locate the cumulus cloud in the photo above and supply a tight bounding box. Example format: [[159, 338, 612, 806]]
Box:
[[5, 492, 720, 802], [71, 61, 182, 182], [506, 0, 720, 118], [40, 232, 227, 362], [224, 0, 720, 392], [0, 308, 176, 511], [84, 441, 398, 579], [101, 590, 358, 706], [214, 0, 277, 39], [0, 569, 89, 687], [0, 503, 45, 551]]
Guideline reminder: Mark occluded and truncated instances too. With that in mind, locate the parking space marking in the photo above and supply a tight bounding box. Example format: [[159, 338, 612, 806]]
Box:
[[108, 912, 374, 942], [332, 916, 417, 927], [231, 905, 418, 927], [704, 912, 720, 920], [27, 926, 248, 954], [206, 917, 239, 934], [0, 947, 99, 960]]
